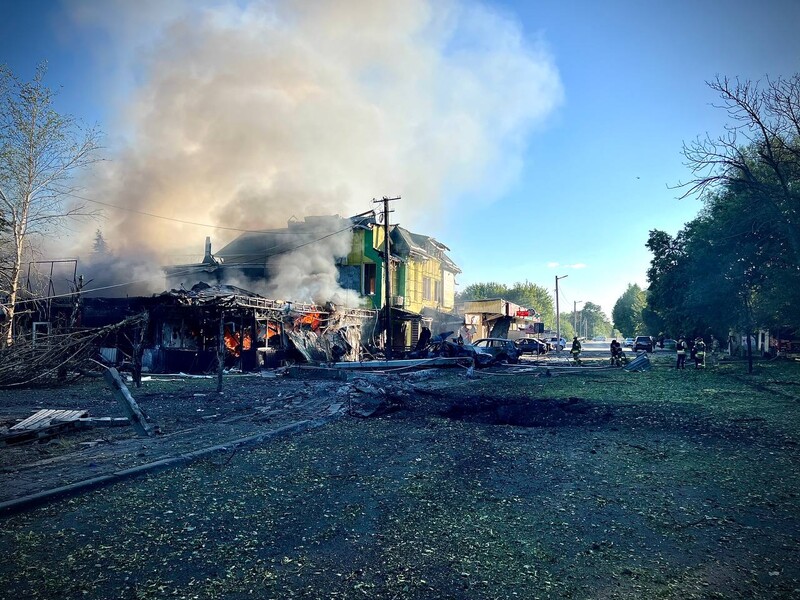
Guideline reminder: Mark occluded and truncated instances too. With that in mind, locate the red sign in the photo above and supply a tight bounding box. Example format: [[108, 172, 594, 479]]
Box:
[[516, 310, 529, 317]]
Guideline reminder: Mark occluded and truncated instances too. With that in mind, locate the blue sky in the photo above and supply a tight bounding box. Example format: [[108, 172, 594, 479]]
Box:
[[2, 0, 799, 317]]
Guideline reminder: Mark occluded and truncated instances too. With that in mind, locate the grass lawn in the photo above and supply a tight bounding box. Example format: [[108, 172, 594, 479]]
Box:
[[1, 357, 799, 598]]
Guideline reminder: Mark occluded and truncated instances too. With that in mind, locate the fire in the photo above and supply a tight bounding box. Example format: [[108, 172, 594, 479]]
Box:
[[296, 312, 321, 330], [223, 326, 252, 357]]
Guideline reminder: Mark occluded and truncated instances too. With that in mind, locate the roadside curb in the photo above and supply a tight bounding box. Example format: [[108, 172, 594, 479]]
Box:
[[0, 415, 340, 518]]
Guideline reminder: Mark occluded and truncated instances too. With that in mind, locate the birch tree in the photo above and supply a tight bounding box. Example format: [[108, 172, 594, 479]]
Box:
[[0, 63, 101, 346]]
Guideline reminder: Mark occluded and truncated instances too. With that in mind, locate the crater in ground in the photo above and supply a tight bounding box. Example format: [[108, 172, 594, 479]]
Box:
[[442, 396, 613, 428]]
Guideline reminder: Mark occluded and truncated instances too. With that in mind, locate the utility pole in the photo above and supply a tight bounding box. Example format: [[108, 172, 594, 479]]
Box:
[[374, 196, 400, 360], [555, 275, 568, 354]]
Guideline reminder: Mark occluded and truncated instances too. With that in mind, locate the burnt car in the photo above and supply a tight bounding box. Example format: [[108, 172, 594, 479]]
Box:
[[471, 338, 521, 364], [408, 332, 494, 367], [516, 337, 548, 355]]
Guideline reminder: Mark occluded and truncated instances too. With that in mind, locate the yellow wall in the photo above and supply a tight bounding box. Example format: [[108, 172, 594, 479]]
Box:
[[373, 225, 386, 251], [405, 256, 447, 313], [344, 226, 457, 314]]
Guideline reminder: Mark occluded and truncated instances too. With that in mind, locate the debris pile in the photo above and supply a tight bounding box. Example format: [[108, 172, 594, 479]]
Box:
[[0, 315, 146, 388]]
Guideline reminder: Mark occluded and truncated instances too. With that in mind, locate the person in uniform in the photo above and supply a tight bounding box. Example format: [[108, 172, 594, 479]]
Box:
[[610, 339, 623, 366], [570, 336, 582, 364], [694, 337, 706, 369], [676, 336, 688, 369]]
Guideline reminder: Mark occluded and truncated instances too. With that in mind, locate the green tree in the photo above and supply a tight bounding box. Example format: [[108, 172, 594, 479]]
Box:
[[644, 228, 700, 337], [646, 179, 796, 371], [578, 302, 611, 339], [612, 283, 647, 337], [506, 280, 554, 328], [646, 75, 800, 366], [457, 282, 509, 302], [557, 313, 575, 340], [0, 63, 101, 346]]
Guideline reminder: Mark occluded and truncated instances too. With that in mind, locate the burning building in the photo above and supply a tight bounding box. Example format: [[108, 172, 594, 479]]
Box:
[[164, 211, 462, 353]]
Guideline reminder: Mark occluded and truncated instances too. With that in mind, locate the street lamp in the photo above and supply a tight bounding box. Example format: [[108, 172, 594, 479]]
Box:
[[555, 275, 568, 354]]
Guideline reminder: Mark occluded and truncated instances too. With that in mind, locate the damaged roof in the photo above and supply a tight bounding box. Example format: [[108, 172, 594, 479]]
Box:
[[391, 226, 461, 274], [215, 213, 376, 266], [166, 281, 263, 299]]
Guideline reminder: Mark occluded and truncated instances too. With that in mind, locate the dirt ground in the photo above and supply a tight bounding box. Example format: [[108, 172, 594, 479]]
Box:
[[1, 353, 799, 599]]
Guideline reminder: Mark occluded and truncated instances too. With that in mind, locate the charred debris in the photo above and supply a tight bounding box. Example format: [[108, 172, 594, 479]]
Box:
[[0, 282, 476, 388]]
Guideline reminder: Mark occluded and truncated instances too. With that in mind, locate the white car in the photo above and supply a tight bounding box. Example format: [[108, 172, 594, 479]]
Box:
[[549, 337, 567, 351]]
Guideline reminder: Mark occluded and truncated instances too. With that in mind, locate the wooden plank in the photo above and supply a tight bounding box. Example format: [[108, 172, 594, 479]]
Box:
[[12, 409, 89, 431], [50, 410, 89, 424], [16, 409, 57, 430], [11, 409, 59, 431], [4, 420, 78, 445], [103, 367, 155, 437]]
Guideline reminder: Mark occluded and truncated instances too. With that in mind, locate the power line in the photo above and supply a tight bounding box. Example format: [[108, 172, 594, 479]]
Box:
[[66, 192, 364, 235]]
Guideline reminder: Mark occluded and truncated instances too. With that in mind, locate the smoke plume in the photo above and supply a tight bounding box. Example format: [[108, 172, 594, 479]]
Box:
[[63, 0, 563, 300]]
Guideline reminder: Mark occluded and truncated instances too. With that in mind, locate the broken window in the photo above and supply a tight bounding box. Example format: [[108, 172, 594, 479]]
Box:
[[363, 263, 376, 295]]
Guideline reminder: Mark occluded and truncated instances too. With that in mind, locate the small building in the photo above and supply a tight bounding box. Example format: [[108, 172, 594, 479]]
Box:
[[462, 298, 542, 341]]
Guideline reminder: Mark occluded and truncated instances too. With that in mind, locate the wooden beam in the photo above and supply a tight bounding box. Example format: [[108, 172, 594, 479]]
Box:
[[102, 367, 155, 437]]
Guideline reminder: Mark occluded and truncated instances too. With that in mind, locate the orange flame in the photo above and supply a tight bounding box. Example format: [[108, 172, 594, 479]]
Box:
[[224, 327, 252, 357], [296, 312, 321, 330]]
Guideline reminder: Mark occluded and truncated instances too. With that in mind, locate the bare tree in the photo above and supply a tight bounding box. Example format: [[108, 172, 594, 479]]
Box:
[[678, 75, 800, 258], [0, 63, 101, 346]]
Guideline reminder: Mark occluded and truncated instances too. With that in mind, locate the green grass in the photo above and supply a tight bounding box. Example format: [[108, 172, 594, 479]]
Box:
[[1, 358, 798, 599]]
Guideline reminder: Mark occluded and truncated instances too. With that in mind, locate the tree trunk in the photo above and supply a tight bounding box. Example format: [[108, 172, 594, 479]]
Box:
[[2, 233, 25, 348], [131, 312, 149, 388]]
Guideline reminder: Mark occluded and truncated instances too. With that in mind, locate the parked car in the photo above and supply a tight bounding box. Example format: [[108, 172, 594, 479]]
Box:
[[516, 337, 548, 355], [633, 336, 653, 352], [662, 338, 677, 350], [623, 337, 634, 347], [472, 338, 521, 364], [549, 337, 567, 351], [593, 336, 607, 342]]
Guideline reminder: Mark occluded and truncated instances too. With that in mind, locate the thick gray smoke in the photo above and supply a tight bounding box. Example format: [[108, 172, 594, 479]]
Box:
[[264, 218, 357, 306], [63, 0, 563, 300]]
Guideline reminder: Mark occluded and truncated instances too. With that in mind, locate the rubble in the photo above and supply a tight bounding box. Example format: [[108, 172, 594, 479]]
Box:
[[0, 315, 147, 388]]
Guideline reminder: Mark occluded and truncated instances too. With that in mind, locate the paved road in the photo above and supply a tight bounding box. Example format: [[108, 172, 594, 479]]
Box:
[[519, 338, 670, 365]]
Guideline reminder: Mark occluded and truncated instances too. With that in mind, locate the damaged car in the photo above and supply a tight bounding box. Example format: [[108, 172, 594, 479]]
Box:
[[515, 337, 548, 355], [471, 338, 521, 364], [408, 332, 495, 367]]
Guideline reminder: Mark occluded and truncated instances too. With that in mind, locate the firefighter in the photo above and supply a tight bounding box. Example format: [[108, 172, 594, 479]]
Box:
[[570, 336, 582, 364], [676, 336, 688, 369], [694, 337, 706, 369], [610, 339, 623, 366]]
